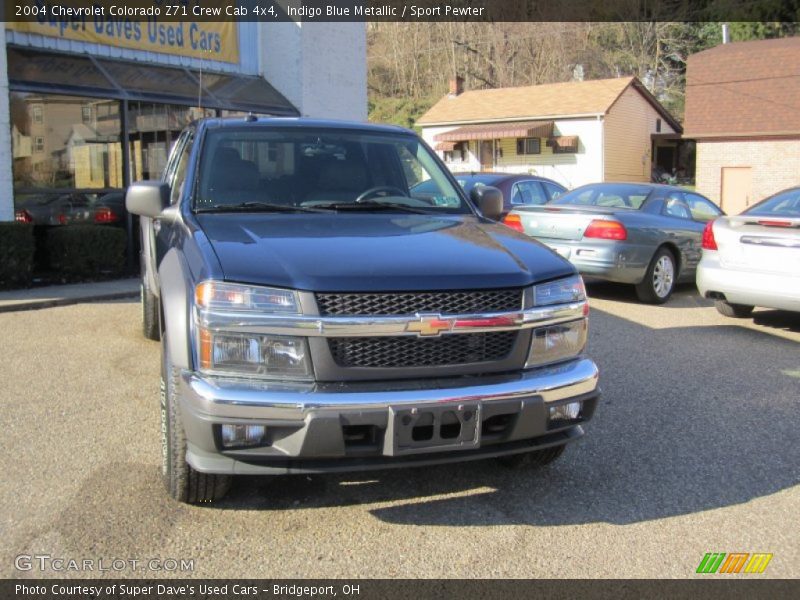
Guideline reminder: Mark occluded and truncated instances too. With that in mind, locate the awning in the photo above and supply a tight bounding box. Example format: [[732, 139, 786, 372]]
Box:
[[6, 45, 298, 116], [434, 141, 457, 151], [548, 135, 579, 152], [434, 120, 555, 142]]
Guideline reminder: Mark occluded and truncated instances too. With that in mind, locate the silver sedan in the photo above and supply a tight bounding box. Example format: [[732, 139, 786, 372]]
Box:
[[697, 186, 800, 317], [503, 183, 723, 303]]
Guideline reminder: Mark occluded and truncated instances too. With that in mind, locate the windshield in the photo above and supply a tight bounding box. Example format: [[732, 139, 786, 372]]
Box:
[[551, 184, 653, 209], [194, 128, 469, 214], [743, 188, 800, 217]]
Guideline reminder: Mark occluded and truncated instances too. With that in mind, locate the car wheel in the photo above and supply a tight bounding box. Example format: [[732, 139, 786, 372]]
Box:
[[161, 331, 231, 504], [496, 444, 566, 468], [714, 300, 754, 318], [635, 247, 676, 304], [142, 282, 160, 341]]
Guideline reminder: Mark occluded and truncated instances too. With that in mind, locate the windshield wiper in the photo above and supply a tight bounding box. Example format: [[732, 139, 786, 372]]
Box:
[[195, 202, 330, 214], [313, 201, 432, 214]]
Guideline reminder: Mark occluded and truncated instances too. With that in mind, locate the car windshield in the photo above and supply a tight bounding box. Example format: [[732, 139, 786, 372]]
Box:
[[551, 184, 653, 209], [743, 188, 800, 217], [194, 128, 469, 214]]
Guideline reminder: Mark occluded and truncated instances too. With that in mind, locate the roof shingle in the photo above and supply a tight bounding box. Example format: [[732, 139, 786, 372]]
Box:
[[417, 77, 636, 125], [684, 37, 800, 138]]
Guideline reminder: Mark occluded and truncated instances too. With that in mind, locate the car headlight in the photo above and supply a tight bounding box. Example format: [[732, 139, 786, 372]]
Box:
[[198, 330, 312, 379], [526, 319, 587, 368], [533, 275, 585, 306], [195, 281, 299, 313], [195, 281, 311, 379], [527, 275, 588, 367]]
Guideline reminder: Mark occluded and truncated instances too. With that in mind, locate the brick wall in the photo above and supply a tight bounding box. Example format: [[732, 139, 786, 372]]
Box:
[[696, 139, 800, 207]]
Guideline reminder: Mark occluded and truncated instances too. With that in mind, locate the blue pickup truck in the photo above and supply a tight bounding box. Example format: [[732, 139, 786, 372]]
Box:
[[126, 117, 600, 504]]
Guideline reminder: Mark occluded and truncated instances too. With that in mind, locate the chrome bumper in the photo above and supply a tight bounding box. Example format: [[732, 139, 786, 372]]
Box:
[[180, 357, 599, 421], [178, 358, 600, 474]]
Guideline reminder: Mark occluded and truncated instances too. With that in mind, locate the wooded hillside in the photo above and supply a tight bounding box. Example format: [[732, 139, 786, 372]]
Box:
[[367, 22, 797, 127]]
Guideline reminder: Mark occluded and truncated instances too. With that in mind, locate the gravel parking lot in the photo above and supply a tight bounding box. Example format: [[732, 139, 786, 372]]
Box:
[[2, 284, 798, 579]]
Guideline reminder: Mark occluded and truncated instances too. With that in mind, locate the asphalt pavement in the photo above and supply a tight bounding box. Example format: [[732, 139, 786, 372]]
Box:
[[1, 284, 798, 578]]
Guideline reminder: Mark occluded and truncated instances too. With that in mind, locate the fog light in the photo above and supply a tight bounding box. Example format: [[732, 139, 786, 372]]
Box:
[[549, 402, 581, 422], [220, 424, 267, 448]]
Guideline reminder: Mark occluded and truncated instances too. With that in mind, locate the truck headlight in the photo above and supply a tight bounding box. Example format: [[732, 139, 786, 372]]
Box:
[[196, 281, 299, 313], [533, 275, 585, 306], [199, 329, 312, 379], [526, 319, 587, 368]]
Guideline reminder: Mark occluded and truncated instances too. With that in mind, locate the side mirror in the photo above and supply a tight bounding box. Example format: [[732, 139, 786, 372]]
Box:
[[471, 185, 503, 220], [126, 181, 170, 218]]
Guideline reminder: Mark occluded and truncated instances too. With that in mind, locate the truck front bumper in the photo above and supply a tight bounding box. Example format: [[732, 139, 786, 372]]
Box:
[[179, 357, 600, 475]]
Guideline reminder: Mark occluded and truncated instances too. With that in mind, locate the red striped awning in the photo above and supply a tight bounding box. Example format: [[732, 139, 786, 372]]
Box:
[[434, 141, 457, 151], [434, 120, 555, 142]]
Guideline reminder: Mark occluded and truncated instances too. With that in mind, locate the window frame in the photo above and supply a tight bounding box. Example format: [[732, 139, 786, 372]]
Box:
[[516, 137, 541, 155], [684, 192, 723, 222], [661, 192, 693, 220], [168, 130, 195, 206], [510, 180, 548, 206], [542, 181, 565, 201]]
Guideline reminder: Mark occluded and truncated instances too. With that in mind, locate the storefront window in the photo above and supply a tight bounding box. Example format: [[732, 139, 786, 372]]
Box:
[[11, 92, 123, 194], [126, 102, 214, 181]]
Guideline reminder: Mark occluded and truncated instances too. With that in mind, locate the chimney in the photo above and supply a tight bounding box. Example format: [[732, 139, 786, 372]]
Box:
[[449, 76, 464, 97]]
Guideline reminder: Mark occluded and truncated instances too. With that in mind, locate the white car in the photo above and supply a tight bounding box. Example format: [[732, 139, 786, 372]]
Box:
[[697, 187, 800, 318]]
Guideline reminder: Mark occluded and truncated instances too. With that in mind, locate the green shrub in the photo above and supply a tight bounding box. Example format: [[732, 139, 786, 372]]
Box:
[[45, 225, 127, 279], [0, 222, 35, 289]]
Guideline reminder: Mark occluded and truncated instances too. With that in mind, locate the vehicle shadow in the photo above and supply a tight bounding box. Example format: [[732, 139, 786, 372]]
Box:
[[219, 308, 800, 526], [585, 281, 711, 308], [752, 309, 800, 334]]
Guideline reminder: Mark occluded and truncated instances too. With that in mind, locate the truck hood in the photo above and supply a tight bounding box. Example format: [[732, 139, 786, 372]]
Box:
[[195, 213, 575, 292]]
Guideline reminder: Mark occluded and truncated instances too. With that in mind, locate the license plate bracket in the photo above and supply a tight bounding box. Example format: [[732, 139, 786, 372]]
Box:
[[385, 403, 481, 456]]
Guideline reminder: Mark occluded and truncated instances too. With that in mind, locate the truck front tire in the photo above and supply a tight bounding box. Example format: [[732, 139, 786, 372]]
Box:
[[161, 334, 231, 504]]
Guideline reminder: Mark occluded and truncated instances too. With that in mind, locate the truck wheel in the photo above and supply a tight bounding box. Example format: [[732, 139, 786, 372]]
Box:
[[497, 444, 566, 468], [714, 300, 754, 318], [635, 247, 676, 304], [142, 282, 160, 341], [161, 335, 231, 504]]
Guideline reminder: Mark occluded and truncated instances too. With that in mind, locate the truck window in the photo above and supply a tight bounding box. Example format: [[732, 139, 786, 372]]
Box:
[[194, 129, 468, 213]]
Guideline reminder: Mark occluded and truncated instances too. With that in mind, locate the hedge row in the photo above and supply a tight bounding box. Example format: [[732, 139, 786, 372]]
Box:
[[0, 222, 35, 288], [0, 223, 127, 288], [45, 225, 127, 278]]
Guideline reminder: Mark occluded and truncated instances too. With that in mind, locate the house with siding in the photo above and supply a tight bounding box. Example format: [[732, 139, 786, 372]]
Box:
[[417, 76, 682, 190], [683, 37, 800, 214]]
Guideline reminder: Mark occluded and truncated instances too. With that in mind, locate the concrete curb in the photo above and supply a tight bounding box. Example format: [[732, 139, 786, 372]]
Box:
[[0, 290, 140, 314]]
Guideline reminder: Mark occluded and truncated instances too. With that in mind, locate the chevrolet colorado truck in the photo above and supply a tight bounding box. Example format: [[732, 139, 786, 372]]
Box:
[[126, 117, 600, 504]]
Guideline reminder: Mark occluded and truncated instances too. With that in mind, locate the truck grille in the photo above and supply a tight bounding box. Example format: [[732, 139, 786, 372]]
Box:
[[328, 332, 517, 369], [316, 289, 523, 316]]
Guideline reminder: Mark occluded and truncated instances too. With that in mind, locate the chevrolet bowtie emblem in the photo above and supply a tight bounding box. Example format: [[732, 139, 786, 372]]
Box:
[[405, 315, 454, 337]]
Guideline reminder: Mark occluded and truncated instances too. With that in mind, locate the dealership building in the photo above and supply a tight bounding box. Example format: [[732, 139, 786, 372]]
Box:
[[0, 19, 366, 223]]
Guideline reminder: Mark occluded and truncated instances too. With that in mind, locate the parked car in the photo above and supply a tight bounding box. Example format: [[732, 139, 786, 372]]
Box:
[[697, 186, 800, 317], [92, 192, 127, 226], [14, 191, 126, 226], [14, 192, 93, 226], [125, 117, 600, 504], [413, 172, 566, 216], [502, 182, 724, 303]]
